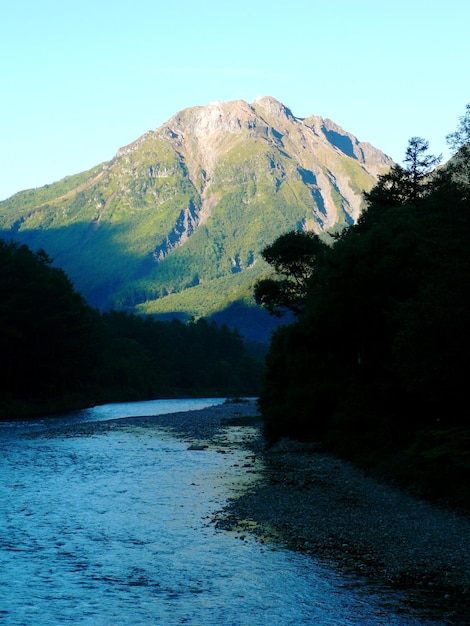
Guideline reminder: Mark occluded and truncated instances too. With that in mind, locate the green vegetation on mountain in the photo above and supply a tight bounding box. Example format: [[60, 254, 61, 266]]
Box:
[[0, 98, 391, 340], [2, 164, 105, 215], [257, 105, 470, 511]]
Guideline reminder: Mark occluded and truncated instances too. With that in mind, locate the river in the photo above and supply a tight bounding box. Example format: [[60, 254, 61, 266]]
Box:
[[0, 399, 448, 625]]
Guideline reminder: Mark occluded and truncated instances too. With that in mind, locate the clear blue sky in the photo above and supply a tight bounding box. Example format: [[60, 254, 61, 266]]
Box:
[[1, 0, 468, 200]]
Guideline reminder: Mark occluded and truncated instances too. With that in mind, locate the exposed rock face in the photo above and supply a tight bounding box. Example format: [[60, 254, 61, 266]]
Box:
[[114, 95, 391, 235], [0, 97, 392, 324]]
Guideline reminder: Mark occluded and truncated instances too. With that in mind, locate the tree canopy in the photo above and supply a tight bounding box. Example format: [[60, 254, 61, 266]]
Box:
[[254, 230, 329, 317]]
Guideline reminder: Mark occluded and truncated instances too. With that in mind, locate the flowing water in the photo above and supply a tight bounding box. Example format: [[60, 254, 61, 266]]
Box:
[[0, 399, 448, 625]]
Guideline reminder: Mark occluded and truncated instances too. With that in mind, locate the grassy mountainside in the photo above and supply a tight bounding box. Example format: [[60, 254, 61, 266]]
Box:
[[0, 97, 391, 336]]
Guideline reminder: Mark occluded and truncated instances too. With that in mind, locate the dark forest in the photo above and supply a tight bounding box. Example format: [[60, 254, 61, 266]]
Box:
[[256, 107, 470, 510], [0, 241, 262, 419]]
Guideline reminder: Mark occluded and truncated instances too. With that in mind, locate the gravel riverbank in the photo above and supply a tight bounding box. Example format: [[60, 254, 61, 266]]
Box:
[[34, 399, 470, 623], [142, 399, 470, 623]]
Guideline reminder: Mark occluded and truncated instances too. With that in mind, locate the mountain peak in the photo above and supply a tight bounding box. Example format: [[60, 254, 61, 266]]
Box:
[[166, 98, 256, 136], [0, 96, 392, 328], [252, 95, 295, 120]]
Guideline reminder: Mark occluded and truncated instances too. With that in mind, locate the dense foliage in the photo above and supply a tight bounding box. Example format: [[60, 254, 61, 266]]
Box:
[[0, 241, 100, 415], [0, 240, 263, 419], [258, 107, 470, 510], [92, 312, 262, 403]]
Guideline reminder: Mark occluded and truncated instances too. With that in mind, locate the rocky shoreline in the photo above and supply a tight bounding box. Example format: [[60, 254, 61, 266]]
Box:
[[36, 399, 470, 623], [219, 436, 470, 623], [137, 399, 470, 624]]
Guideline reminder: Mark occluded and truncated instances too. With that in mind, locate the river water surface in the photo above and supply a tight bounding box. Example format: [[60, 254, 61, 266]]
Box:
[[1, 399, 447, 625]]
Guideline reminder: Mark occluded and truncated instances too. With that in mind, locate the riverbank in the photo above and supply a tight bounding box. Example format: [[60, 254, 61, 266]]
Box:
[[144, 399, 470, 624], [37, 398, 470, 623]]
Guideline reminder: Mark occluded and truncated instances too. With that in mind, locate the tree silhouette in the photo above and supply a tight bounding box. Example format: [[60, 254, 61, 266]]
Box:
[[254, 230, 329, 316], [403, 136, 441, 202]]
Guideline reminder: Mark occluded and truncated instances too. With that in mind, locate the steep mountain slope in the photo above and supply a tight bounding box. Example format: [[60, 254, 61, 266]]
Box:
[[0, 96, 392, 333]]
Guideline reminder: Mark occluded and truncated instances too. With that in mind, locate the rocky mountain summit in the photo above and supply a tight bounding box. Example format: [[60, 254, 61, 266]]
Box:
[[118, 96, 390, 237], [0, 97, 392, 337]]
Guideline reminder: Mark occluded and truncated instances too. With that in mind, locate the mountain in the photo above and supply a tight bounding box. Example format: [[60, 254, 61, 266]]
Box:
[[0, 96, 392, 339]]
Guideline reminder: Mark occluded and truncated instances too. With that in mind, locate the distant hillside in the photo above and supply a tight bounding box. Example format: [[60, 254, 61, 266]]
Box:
[[0, 97, 392, 340]]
